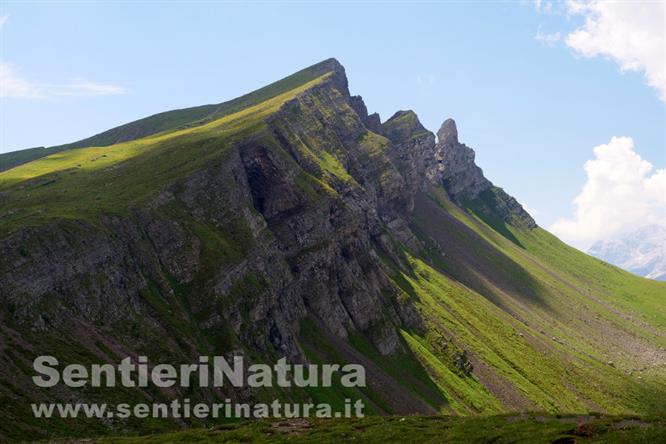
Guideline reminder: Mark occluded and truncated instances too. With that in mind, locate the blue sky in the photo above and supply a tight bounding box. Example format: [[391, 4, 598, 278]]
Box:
[[0, 1, 664, 249]]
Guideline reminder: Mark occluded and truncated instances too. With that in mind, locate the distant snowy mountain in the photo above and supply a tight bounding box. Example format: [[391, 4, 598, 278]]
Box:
[[589, 225, 666, 281]]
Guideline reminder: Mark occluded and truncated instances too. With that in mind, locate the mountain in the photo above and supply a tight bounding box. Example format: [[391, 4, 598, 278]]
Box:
[[1, 59, 665, 441], [589, 225, 666, 281]]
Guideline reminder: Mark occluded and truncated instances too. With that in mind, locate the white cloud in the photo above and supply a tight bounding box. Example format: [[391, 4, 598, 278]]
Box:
[[0, 15, 8, 28], [42, 80, 128, 97], [0, 63, 43, 98], [565, 0, 666, 101], [550, 136, 666, 250], [533, 0, 555, 14], [534, 28, 562, 46], [0, 62, 127, 99]]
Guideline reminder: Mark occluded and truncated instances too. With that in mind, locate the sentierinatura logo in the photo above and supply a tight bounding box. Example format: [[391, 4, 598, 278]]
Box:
[[32, 355, 366, 389]]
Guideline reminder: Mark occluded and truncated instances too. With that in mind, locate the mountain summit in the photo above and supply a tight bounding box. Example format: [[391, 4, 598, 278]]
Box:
[[0, 59, 664, 440], [0, 58, 347, 172]]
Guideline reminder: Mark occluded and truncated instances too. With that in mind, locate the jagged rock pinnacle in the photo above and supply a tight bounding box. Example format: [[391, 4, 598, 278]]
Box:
[[437, 118, 458, 144], [350, 95, 383, 134], [431, 117, 536, 228]]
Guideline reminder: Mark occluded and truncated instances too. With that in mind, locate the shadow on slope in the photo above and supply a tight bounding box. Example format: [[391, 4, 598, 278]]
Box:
[[410, 190, 549, 310], [300, 318, 447, 415], [461, 189, 524, 248]]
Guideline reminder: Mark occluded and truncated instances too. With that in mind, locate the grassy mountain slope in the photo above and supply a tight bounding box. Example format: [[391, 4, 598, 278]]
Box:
[[0, 59, 664, 442], [392, 188, 666, 415], [0, 146, 49, 173], [0, 59, 341, 173], [0, 73, 331, 234]]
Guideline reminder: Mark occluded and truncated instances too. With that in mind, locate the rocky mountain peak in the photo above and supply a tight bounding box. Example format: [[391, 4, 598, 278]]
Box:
[[315, 58, 350, 96], [437, 118, 458, 145], [318, 57, 345, 74], [429, 117, 536, 229], [382, 110, 429, 143]]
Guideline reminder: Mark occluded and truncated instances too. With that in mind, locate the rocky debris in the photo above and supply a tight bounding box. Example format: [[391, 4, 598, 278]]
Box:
[[453, 350, 473, 376], [269, 418, 311, 436], [573, 421, 598, 437]]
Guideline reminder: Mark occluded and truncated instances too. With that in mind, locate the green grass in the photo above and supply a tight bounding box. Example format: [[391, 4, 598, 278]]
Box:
[[406, 187, 666, 415], [46, 415, 666, 443], [515, 228, 666, 331], [395, 252, 578, 412], [0, 146, 48, 172], [357, 131, 390, 157], [318, 151, 357, 184], [400, 329, 503, 414], [424, 186, 666, 334]]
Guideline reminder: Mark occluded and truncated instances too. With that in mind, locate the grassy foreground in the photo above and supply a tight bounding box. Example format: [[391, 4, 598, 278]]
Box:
[[48, 415, 666, 444]]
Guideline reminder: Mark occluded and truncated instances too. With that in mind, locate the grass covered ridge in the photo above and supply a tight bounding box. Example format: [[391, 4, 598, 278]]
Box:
[[0, 74, 333, 236], [0, 58, 344, 172]]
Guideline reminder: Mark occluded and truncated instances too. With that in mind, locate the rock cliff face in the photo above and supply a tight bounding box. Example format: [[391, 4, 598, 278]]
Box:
[[0, 61, 453, 431], [3, 59, 614, 441], [434, 118, 491, 201], [0, 62, 421, 360]]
